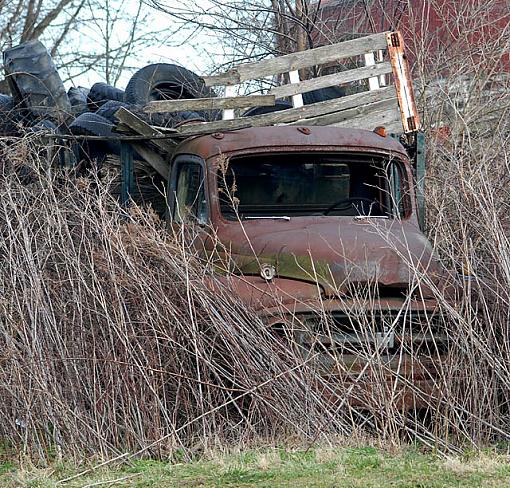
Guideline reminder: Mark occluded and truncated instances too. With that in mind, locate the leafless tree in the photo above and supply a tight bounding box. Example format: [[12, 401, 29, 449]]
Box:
[[55, 0, 169, 86], [0, 0, 172, 88]]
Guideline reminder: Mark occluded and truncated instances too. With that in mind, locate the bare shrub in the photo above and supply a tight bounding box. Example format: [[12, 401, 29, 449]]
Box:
[[412, 0, 510, 445], [0, 135, 354, 460]]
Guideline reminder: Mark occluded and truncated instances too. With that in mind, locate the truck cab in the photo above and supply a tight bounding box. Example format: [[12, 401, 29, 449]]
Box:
[[166, 125, 447, 407], [167, 126, 446, 385]]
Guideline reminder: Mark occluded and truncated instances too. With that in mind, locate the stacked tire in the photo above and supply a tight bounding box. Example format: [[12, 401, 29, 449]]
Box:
[[0, 37, 216, 133], [3, 40, 71, 123]]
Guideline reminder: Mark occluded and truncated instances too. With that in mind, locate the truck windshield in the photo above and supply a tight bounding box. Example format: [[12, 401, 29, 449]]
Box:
[[218, 153, 406, 219]]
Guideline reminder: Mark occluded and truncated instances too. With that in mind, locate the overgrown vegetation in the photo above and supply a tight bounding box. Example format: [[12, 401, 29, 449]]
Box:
[[0, 2, 509, 486]]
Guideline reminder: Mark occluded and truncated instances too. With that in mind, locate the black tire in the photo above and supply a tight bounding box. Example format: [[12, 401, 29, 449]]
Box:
[[69, 112, 115, 137], [96, 100, 132, 122], [0, 93, 13, 111], [87, 83, 125, 111], [242, 99, 292, 117], [68, 87, 90, 117], [125, 63, 215, 104], [0, 94, 22, 135], [302, 86, 346, 104], [3, 40, 71, 118], [68, 86, 89, 106], [69, 113, 117, 169]]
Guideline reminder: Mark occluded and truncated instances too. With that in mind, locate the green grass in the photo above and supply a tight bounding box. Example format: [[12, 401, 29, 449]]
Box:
[[1, 446, 510, 487]]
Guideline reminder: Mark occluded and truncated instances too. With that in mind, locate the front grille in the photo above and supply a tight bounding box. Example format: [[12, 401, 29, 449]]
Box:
[[291, 310, 448, 356]]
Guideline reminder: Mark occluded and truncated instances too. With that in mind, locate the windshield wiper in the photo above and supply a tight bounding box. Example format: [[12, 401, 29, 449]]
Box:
[[244, 216, 291, 221], [353, 215, 389, 220]]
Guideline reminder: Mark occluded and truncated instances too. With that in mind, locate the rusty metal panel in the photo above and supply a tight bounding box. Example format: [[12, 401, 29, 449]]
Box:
[[178, 126, 410, 162], [386, 31, 421, 133]]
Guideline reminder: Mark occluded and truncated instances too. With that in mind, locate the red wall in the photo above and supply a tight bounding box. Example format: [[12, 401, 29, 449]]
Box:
[[312, 0, 509, 72]]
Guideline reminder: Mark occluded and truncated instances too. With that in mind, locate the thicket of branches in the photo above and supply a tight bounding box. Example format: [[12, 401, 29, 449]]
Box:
[[0, 0, 508, 468]]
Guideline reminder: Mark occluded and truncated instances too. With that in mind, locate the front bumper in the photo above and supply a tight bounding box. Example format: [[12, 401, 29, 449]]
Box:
[[269, 307, 448, 410]]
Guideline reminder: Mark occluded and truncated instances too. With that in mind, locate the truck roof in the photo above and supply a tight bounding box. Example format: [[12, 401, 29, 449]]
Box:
[[176, 126, 409, 161]]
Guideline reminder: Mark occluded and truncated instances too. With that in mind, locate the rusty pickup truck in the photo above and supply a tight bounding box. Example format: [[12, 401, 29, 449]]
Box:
[[165, 125, 445, 409]]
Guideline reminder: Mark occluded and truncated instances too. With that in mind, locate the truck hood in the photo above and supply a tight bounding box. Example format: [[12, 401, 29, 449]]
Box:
[[217, 217, 445, 298]]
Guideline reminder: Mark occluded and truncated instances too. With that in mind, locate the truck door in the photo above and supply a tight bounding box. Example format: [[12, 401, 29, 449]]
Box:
[[168, 155, 210, 251]]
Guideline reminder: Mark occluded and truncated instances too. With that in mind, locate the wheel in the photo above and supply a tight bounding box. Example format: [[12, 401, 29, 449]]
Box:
[[3, 40, 71, 119], [87, 82, 125, 111], [0, 93, 13, 111], [67, 86, 90, 117], [0, 93, 21, 135], [69, 112, 118, 170], [69, 112, 115, 137], [68, 86, 89, 106], [125, 63, 214, 103], [96, 100, 132, 122]]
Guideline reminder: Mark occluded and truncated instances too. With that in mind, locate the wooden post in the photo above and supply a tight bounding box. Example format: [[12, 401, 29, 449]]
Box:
[[120, 141, 134, 206]]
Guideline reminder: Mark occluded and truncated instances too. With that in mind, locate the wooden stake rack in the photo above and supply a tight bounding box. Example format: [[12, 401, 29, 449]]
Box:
[[113, 30, 421, 195]]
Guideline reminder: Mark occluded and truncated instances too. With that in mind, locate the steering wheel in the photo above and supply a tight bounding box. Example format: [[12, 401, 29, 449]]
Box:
[[323, 197, 380, 216]]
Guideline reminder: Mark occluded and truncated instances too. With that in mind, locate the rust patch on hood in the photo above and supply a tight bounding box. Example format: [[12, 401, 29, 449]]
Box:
[[215, 216, 445, 299]]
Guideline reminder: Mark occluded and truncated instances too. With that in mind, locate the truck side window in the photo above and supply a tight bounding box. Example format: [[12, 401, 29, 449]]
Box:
[[173, 163, 207, 225], [389, 162, 407, 218]]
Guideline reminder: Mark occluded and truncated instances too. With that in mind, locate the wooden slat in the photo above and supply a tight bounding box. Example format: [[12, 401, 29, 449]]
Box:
[[287, 98, 398, 128], [174, 86, 397, 137], [143, 94, 276, 114], [115, 108, 176, 153], [331, 104, 402, 132], [115, 108, 174, 177], [130, 143, 170, 179], [270, 62, 392, 98], [201, 72, 239, 87], [204, 32, 389, 86]]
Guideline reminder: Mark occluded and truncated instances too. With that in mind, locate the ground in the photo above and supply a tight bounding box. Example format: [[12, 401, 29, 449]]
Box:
[[1, 446, 510, 487]]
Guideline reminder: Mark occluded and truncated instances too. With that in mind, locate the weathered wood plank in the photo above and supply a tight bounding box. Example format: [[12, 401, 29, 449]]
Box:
[[270, 62, 392, 98], [330, 104, 402, 132], [130, 143, 169, 179], [143, 94, 276, 114], [204, 32, 389, 86], [202, 72, 240, 87], [115, 108, 174, 177], [115, 107, 176, 154], [174, 86, 397, 136], [287, 97, 398, 128]]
